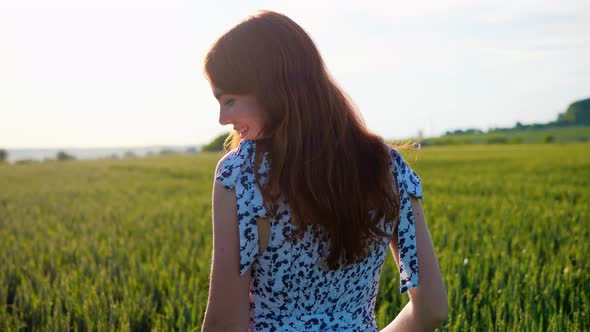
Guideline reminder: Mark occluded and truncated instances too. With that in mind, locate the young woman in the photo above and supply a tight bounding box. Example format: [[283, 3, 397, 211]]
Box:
[[201, 10, 448, 332]]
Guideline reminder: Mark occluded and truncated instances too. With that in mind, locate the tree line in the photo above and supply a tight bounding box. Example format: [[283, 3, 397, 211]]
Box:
[[0, 148, 200, 165], [0, 150, 77, 164], [445, 97, 590, 136]]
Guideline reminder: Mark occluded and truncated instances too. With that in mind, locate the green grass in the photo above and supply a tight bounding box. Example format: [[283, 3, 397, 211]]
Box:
[[1, 144, 589, 331]]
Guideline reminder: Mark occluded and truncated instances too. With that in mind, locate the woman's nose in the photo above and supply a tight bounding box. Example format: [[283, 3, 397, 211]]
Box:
[[219, 111, 231, 126]]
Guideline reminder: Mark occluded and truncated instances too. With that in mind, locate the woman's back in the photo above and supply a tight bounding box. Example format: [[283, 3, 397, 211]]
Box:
[[216, 139, 423, 331], [201, 11, 446, 332]]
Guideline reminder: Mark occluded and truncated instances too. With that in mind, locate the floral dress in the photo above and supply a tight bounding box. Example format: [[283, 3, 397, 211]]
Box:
[[215, 139, 423, 331]]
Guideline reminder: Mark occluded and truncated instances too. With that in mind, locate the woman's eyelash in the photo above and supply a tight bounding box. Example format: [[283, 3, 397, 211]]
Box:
[[225, 99, 235, 105]]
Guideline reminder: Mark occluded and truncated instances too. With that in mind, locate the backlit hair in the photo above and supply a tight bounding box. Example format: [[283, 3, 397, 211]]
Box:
[[204, 10, 401, 269]]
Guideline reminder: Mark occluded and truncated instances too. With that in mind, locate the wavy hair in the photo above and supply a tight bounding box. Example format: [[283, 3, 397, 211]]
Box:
[[203, 10, 401, 269]]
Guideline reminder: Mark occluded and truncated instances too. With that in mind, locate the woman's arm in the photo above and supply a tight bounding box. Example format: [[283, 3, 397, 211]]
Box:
[[201, 157, 252, 332], [382, 196, 448, 332]]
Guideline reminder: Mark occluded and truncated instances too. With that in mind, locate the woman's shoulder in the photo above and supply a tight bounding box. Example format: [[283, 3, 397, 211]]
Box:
[[215, 139, 257, 190], [385, 143, 403, 159], [386, 144, 423, 199]]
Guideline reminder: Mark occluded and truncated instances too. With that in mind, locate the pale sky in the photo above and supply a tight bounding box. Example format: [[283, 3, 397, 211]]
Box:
[[1, 0, 589, 148]]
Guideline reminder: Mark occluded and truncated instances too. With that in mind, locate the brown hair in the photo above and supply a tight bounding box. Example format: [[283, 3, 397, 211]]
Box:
[[204, 10, 400, 269]]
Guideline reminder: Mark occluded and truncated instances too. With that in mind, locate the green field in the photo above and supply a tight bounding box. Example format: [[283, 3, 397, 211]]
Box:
[[421, 126, 590, 145], [1, 143, 589, 331]]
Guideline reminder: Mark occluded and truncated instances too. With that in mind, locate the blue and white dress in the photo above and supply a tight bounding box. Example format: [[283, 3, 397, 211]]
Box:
[[215, 139, 423, 332]]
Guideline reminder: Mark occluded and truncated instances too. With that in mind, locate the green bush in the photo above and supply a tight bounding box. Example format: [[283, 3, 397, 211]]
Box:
[[56, 150, 76, 161], [15, 159, 38, 165], [202, 132, 231, 152], [486, 136, 509, 144]]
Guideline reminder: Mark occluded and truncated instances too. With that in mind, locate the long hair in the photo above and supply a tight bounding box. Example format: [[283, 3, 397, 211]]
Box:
[[203, 10, 400, 269]]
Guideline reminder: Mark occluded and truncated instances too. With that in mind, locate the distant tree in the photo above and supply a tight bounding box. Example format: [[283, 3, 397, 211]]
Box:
[[124, 151, 137, 158], [0, 149, 7, 162], [16, 159, 37, 165], [159, 148, 177, 156], [486, 136, 508, 144], [446, 128, 484, 135], [463, 128, 483, 135], [557, 97, 590, 125], [186, 146, 198, 154], [56, 150, 75, 161], [202, 132, 231, 152]]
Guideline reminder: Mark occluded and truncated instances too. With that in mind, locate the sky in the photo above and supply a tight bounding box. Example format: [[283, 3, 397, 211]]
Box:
[[1, 0, 589, 148]]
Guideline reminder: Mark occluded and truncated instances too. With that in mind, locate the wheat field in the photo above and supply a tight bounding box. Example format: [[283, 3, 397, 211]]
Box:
[[1, 143, 588, 331]]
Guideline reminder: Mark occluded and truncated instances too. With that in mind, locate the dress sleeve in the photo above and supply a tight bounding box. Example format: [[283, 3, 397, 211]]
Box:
[[214, 139, 268, 275], [215, 141, 249, 190], [390, 148, 423, 293]]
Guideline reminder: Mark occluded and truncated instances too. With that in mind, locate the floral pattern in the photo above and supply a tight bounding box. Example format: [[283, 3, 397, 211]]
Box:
[[216, 139, 423, 331]]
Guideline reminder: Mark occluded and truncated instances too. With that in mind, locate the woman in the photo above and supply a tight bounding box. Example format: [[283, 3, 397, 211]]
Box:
[[201, 10, 448, 332]]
